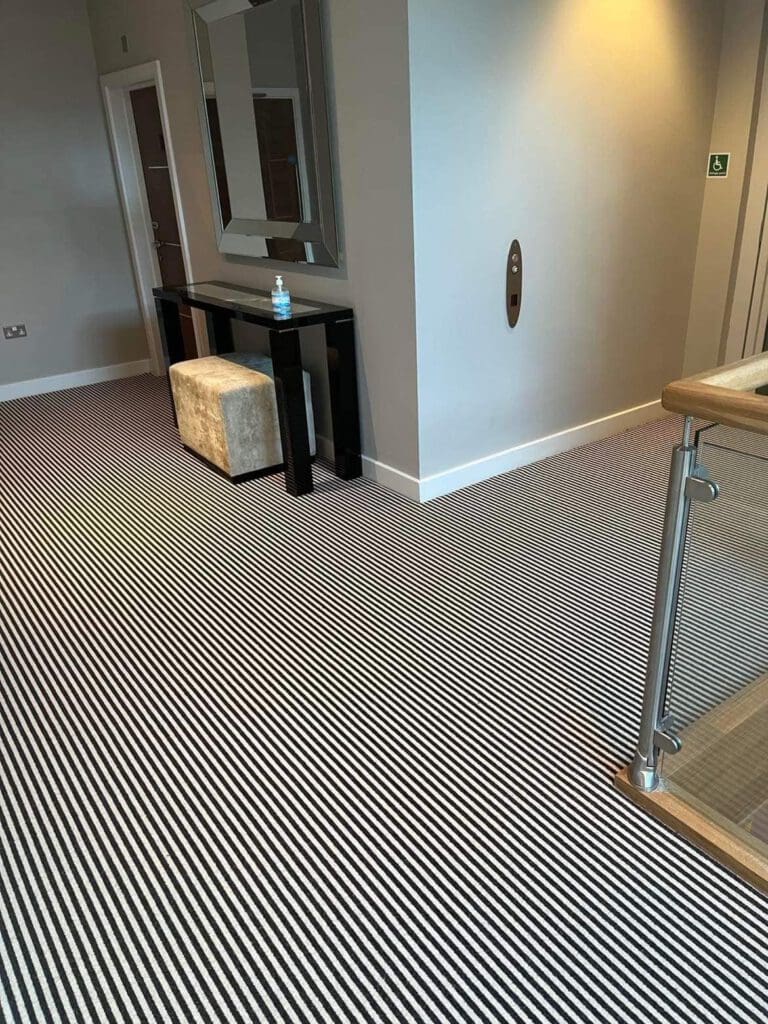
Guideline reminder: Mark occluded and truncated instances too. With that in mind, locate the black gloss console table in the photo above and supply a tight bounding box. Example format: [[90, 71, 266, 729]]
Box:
[[153, 281, 361, 497]]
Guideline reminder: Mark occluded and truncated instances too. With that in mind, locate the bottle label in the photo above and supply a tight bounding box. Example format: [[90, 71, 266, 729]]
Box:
[[272, 292, 291, 315]]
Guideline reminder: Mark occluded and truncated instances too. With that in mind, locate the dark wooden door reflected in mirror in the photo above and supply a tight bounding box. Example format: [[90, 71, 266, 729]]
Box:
[[204, 97, 232, 225], [204, 94, 305, 263], [253, 96, 305, 262], [130, 85, 197, 359]]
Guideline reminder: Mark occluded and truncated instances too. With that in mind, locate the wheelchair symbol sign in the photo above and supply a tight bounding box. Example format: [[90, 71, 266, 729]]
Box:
[[708, 153, 730, 178]]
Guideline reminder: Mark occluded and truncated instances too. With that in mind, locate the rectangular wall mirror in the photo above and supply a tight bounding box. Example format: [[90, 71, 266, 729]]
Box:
[[191, 0, 339, 267]]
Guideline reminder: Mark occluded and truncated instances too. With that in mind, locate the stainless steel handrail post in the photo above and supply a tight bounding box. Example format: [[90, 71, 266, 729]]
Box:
[[630, 418, 695, 791]]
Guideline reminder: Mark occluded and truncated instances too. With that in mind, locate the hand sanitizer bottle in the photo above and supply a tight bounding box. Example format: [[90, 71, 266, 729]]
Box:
[[271, 275, 292, 318]]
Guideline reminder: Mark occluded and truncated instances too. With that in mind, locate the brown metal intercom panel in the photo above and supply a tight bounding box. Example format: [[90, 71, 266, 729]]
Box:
[[507, 240, 522, 327]]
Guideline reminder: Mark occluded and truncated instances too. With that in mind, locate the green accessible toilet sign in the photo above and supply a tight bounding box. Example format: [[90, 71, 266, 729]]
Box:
[[708, 153, 730, 178]]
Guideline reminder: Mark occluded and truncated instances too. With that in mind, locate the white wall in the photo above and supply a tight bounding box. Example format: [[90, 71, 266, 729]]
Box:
[[85, 0, 734, 497], [0, 0, 146, 389], [684, 0, 767, 374], [87, 0, 421, 481], [409, 0, 725, 483]]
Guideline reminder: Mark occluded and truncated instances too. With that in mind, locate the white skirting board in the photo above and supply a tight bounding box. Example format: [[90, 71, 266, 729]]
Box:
[[357, 398, 665, 502], [4, 375, 662, 503], [0, 360, 152, 404], [360, 455, 422, 501], [315, 435, 422, 500]]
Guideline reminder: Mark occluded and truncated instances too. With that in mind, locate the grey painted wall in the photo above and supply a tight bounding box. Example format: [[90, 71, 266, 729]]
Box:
[[0, 0, 146, 387], [409, 0, 725, 479], [685, 0, 767, 374], [87, 0, 421, 479]]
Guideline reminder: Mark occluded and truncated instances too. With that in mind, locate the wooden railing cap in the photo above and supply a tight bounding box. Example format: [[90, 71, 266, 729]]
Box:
[[663, 351, 768, 436]]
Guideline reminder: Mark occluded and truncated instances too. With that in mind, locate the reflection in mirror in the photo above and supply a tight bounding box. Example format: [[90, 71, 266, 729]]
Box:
[[193, 0, 339, 266]]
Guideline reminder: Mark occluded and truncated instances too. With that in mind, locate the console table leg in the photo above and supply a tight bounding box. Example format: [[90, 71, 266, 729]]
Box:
[[269, 329, 313, 497], [155, 297, 186, 425], [325, 317, 362, 479]]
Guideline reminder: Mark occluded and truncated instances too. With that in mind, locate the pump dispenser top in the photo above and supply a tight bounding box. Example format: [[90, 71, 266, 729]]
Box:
[[271, 274, 291, 317]]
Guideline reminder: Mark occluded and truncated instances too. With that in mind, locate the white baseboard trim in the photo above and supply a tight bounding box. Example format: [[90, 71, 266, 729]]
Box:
[[0, 359, 152, 404], [340, 398, 663, 502], [316, 434, 421, 499], [361, 455, 422, 501], [309, 401, 664, 501], [418, 399, 665, 501]]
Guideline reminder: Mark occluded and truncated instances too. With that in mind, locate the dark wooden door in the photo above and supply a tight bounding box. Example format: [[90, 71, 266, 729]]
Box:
[[252, 96, 306, 262], [130, 86, 197, 359]]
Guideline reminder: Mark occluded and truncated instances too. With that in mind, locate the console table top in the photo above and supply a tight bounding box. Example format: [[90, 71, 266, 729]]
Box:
[[154, 280, 353, 331]]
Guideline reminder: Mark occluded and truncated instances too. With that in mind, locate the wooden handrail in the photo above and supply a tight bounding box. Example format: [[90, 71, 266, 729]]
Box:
[[663, 351, 768, 435]]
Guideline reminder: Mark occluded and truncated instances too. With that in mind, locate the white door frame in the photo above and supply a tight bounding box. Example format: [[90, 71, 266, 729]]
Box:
[[101, 61, 198, 375]]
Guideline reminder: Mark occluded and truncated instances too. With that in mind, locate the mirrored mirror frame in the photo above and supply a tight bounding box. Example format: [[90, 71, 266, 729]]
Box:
[[189, 0, 340, 268]]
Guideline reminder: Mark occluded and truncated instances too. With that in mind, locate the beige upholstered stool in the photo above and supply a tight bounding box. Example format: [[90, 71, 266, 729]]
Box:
[[169, 353, 315, 480]]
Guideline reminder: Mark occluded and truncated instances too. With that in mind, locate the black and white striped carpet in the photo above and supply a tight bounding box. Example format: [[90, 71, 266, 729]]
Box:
[[1, 375, 766, 1024]]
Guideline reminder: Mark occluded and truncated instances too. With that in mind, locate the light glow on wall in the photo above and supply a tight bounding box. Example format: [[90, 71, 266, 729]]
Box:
[[535, 0, 690, 108]]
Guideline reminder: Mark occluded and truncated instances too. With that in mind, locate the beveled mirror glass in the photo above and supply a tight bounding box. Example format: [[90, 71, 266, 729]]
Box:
[[191, 0, 339, 267]]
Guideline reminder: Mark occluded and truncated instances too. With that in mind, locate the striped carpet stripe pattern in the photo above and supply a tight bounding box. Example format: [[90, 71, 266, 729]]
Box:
[[1, 374, 766, 1024]]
